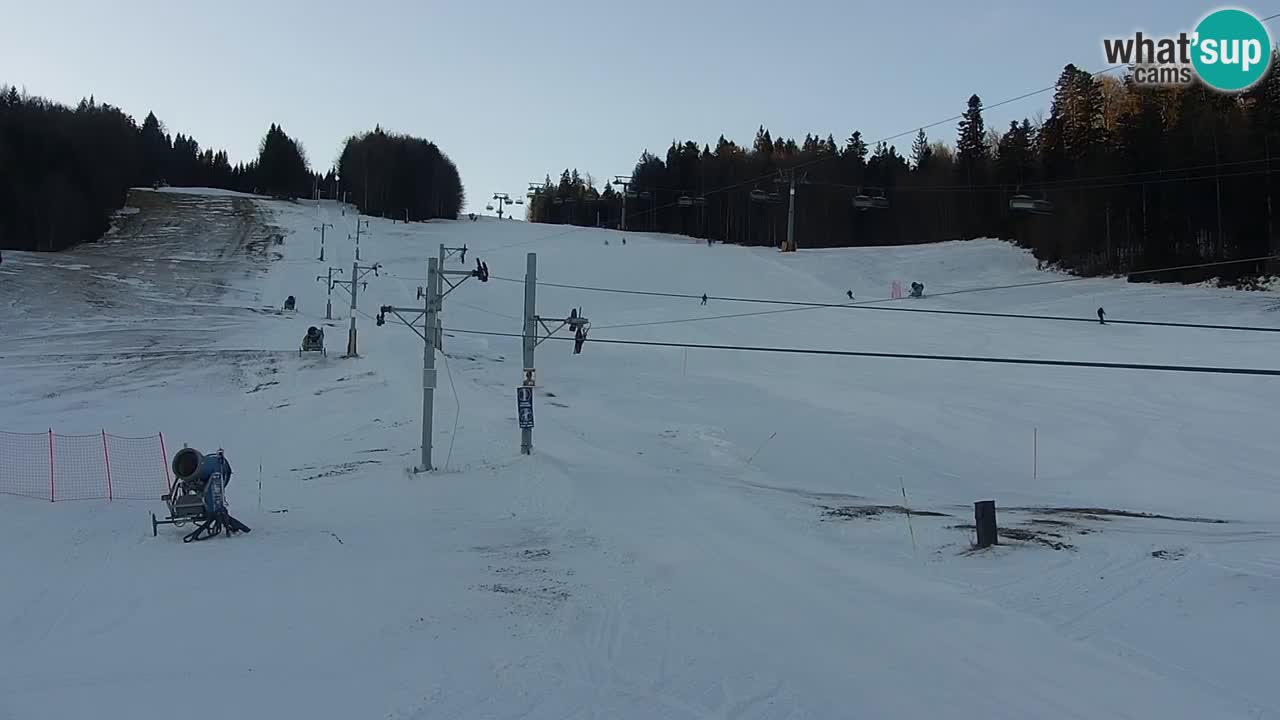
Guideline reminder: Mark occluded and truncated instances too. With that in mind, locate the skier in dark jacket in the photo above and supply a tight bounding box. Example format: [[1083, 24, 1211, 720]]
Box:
[[1097, 307, 1106, 324]]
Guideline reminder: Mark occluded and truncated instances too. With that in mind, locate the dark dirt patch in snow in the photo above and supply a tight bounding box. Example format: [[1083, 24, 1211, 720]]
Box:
[[1026, 518, 1095, 534], [952, 524, 1076, 551], [1019, 506, 1227, 524], [1152, 548, 1187, 560], [477, 583, 569, 601], [292, 459, 382, 481], [472, 541, 574, 614], [822, 504, 951, 520]]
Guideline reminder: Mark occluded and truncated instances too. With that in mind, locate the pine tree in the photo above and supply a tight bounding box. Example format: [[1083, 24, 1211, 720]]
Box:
[[138, 111, 170, 185], [996, 120, 1033, 185], [956, 94, 989, 180], [256, 123, 311, 198], [910, 128, 933, 171], [753, 126, 773, 155], [844, 131, 868, 163]]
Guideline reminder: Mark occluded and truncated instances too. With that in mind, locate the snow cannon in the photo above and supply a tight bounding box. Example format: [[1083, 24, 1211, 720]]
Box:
[[171, 447, 233, 490], [152, 446, 250, 542]]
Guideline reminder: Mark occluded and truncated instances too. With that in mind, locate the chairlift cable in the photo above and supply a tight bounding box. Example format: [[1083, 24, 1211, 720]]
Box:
[[440, 327, 1280, 378]]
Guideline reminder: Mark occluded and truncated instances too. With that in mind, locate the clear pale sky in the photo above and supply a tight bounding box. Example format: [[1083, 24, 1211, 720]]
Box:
[[1, 0, 1238, 212]]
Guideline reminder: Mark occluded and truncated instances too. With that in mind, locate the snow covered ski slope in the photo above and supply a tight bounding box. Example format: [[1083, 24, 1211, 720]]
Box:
[[2, 187, 1279, 719]]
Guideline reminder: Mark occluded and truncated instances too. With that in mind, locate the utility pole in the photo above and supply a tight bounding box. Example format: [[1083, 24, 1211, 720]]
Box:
[[519, 251, 589, 456], [522, 254, 537, 455], [435, 244, 449, 349], [351, 218, 370, 262], [376, 260, 436, 472], [317, 266, 344, 320], [1106, 204, 1113, 266], [315, 222, 333, 261], [1268, 136, 1277, 273], [376, 246, 490, 472], [331, 260, 381, 357]]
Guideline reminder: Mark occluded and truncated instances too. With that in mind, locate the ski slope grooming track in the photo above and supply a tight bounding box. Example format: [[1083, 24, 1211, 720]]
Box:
[[1, 189, 1278, 719]]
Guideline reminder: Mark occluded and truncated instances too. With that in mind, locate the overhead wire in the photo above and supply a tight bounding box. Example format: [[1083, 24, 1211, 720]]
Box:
[[686, 10, 1280, 211], [807, 158, 1280, 194], [523, 11, 1280, 239], [441, 327, 1280, 378], [618, 62, 1130, 226], [481, 59, 1143, 250], [487, 254, 1280, 333]]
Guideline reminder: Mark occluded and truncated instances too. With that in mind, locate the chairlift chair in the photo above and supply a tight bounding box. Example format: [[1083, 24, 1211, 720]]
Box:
[[853, 188, 890, 211], [485, 204, 495, 211], [693, 195, 707, 206], [1009, 194, 1053, 215], [750, 189, 770, 202], [678, 195, 693, 208]]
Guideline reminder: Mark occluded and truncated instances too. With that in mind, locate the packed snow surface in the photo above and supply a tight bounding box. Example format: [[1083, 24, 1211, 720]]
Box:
[[2, 188, 1279, 719]]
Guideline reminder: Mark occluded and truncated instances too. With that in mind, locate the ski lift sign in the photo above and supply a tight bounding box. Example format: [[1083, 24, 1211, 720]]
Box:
[[516, 386, 534, 429]]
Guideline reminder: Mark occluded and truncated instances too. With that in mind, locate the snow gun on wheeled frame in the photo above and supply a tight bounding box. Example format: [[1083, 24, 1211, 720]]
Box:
[[152, 446, 251, 542]]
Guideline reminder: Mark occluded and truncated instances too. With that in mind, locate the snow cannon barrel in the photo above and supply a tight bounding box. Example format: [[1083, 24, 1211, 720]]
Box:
[[171, 447, 232, 488]]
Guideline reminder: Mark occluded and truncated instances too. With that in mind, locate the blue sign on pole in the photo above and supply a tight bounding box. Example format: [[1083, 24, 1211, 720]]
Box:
[[517, 386, 534, 429]]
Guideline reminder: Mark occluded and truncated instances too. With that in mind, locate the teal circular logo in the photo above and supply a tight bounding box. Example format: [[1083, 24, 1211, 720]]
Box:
[[1192, 9, 1272, 91]]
